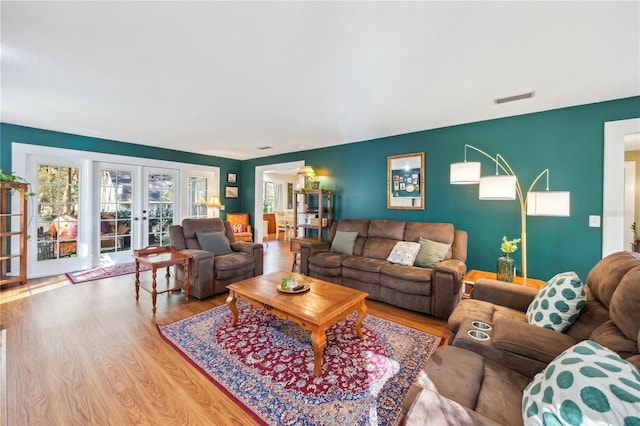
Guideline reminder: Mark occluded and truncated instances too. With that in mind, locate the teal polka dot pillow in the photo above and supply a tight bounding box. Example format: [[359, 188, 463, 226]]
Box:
[[526, 271, 586, 332], [522, 340, 640, 426]]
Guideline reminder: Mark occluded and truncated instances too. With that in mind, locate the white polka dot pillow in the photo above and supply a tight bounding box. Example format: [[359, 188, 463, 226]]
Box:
[[522, 340, 640, 426], [386, 241, 421, 266], [526, 271, 586, 332]]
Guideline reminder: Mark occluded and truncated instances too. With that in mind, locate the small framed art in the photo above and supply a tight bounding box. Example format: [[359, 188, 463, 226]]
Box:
[[227, 173, 237, 183], [225, 186, 239, 198]]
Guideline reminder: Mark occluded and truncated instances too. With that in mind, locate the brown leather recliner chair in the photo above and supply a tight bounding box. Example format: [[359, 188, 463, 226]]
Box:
[[403, 251, 640, 425], [169, 218, 263, 299]]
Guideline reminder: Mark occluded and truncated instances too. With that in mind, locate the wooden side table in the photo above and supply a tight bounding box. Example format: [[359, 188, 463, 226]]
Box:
[[133, 246, 192, 313], [461, 269, 545, 299]]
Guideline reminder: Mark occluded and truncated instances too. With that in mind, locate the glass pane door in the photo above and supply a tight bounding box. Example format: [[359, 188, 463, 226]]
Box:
[[145, 170, 176, 246], [99, 168, 133, 255]]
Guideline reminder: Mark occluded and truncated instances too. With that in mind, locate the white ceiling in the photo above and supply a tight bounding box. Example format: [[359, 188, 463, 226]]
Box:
[[2, 1, 639, 161]]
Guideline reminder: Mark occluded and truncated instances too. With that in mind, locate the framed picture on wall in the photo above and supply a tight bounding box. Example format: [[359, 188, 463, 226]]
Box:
[[227, 173, 237, 183], [225, 186, 238, 198], [387, 152, 425, 210]]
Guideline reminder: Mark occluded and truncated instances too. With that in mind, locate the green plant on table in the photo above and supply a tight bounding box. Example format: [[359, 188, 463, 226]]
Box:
[[500, 236, 521, 256]]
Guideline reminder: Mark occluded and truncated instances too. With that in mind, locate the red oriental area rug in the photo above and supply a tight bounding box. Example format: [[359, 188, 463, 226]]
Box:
[[66, 262, 149, 284], [158, 302, 442, 426]]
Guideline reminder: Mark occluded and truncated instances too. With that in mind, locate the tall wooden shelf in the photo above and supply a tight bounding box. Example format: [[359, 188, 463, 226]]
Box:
[[293, 189, 333, 240], [1, 181, 29, 287]]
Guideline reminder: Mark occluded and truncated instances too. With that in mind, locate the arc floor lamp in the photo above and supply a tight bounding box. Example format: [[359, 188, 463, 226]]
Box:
[[450, 144, 570, 280]]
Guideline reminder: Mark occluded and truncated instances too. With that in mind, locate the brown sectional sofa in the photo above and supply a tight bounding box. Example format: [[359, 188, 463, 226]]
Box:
[[300, 218, 468, 319], [403, 251, 640, 425]]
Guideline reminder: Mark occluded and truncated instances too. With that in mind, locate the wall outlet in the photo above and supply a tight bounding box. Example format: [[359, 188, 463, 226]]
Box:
[[589, 215, 601, 227]]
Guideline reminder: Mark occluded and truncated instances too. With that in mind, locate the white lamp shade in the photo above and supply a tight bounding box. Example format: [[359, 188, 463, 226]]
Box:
[[527, 191, 570, 216], [450, 162, 481, 184], [479, 175, 516, 200]]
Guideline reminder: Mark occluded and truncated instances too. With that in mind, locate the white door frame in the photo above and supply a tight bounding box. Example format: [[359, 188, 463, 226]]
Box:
[[603, 118, 640, 256], [254, 160, 305, 244]]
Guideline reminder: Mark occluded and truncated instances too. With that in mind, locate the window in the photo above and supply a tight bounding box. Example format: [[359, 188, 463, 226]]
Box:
[[36, 164, 80, 260], [264, 181, 275, 213], [187, 176, 209, 218]]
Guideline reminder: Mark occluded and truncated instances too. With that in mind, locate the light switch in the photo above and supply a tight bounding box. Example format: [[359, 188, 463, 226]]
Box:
[[589, 215, 601, 228]]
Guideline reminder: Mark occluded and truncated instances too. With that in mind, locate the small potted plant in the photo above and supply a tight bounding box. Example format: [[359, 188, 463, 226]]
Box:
[[497, 236, 521, 283]]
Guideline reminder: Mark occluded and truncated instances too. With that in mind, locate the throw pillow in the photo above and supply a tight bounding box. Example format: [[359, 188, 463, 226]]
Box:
[[522, 340, 640, 426], [232, 224, 247, 233], [526, 271, 586, 332], [196, 231, 232, 255], [387, 241, 421, 266], [414, 238, 451, 268], [330, 231, 359, 255]]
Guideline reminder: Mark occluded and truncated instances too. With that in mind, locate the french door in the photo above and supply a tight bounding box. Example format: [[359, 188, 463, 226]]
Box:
[[29, 160, 177, 277], [96, 163, 177, 265]]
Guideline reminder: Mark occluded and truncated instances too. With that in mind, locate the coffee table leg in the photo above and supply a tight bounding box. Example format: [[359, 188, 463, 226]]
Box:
[[311, 328, 326, 377], [355, 300, 368, 339], [226, 292, 238, 326]]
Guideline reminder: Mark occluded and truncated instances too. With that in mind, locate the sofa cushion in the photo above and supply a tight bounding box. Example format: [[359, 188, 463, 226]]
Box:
[[526, 271, 586, 332], [196, 231, 232, 255], [522, 340, 640, 426], [387, 241, 421, 266], [342, 256, 387, 273], [362, 237, 399, 260], [414, 238, 451, 268], [213, 252, 255, 279], [368, 219, 405, 240], [330, 230, 358, 255], [380, 265, 432, 296]]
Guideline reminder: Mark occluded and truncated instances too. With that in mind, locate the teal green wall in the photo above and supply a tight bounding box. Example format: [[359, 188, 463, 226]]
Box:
[[3, 97, 639, 281], [244, 97, 640, 281], [0, 123, 243, 214]]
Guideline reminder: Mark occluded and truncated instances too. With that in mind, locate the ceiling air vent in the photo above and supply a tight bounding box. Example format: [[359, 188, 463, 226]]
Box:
[[257, 146, 272, 150], [494, 91, 535, 105]]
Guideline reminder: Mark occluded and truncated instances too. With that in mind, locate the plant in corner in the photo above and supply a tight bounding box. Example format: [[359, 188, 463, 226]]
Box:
[[497, 236, 521, 283]]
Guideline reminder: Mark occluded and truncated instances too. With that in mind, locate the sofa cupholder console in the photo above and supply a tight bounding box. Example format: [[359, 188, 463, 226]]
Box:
[[452, 320, 501, 360], [467, 329, 490, 340], [471, 320, 492, 331]]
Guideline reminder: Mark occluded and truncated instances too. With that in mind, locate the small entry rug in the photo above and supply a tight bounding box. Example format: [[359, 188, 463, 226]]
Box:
[[66, 262, 149, 284], [158, 302, 442, 426]]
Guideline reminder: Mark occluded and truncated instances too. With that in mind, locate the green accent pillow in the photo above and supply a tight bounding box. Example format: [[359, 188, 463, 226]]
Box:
[[414, 238, 451, 268], [387, 241, 421, 266], [330, 231, 359, 255], [522, 340, 640, 426], [526, 271, 586, 332], [196, 231, 232, 255]]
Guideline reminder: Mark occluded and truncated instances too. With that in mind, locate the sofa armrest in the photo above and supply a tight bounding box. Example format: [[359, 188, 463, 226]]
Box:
[[493, 318, 579, 367], [431, 259, 466, 319], [178, 249, 213, 278], [230, 242, 264, 275], [471, 279, 538, 312], [299, 240, 330, 275]]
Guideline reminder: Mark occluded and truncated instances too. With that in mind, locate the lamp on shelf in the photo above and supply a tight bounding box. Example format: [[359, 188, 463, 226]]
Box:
[[450, 144, 570, 280], [297, 165, 319, 190], [207, 196, 223, 217]]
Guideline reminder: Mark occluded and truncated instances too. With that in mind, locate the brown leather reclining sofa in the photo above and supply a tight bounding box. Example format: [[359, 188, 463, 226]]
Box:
[[403, 251, 640, 425], [169, 218, 263, 299], [300, 218, 467, 319]]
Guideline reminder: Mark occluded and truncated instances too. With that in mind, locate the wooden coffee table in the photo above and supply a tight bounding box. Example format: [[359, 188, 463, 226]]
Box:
[[226, 271, 368, 377]]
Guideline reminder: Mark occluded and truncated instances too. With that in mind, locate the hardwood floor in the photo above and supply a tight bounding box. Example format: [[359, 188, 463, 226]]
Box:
[[0, 239, 448, 425]]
